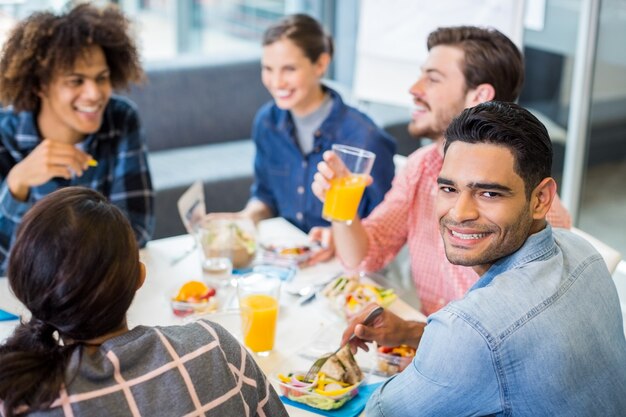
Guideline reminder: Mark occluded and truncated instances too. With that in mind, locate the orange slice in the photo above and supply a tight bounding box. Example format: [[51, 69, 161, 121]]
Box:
[[174, 281, 209, 302]]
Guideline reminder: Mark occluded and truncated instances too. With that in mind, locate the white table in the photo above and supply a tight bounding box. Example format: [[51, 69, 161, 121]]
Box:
[[0, 218, 425, 416]]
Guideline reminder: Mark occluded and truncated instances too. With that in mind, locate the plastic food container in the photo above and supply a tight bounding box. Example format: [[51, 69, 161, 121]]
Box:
[[376, 345, 416, 376], [321, 274, 397, 320], [275, 372, 362, 410], [170, 281, 218, 317], [259, 241, 316, 265], [170, 298, 218, 317], [198, 217, 257, 269]]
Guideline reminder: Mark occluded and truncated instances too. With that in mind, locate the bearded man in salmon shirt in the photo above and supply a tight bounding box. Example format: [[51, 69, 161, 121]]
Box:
[[311, 27, 571, 332]]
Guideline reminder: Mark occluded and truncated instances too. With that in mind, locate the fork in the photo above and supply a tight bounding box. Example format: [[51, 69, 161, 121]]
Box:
[[303, 306, 384, 382]]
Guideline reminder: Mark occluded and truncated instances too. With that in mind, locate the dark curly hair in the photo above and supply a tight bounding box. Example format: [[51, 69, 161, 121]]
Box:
[[0, 2, 144, 112]]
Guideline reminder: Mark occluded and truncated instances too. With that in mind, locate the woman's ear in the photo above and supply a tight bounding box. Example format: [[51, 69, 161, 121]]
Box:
[[466, 83, 496, 107], [137, 262, 146, 290], [315, 52, 331, 77], [531, 177, 557, 220]]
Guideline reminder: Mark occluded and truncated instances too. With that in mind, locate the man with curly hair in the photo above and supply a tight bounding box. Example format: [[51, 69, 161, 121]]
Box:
[[0, 3, 154, 273]]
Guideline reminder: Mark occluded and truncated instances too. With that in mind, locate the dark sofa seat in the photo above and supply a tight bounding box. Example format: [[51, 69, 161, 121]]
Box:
[[127, 58, 270, 239]]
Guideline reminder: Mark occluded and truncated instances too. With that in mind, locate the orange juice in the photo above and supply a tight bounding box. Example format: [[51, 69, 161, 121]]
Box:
[[240, 294, 279, 353], [322, 175, 368, 222]]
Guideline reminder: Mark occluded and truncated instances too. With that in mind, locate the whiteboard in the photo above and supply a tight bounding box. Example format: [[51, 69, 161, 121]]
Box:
[[353, 0, 526, 107]]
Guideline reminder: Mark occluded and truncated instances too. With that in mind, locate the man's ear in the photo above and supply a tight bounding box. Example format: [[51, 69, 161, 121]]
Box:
[[466, 83, 496, 106], [137, 262, 146, 290], [531, 177, 557, 220], [37, 86, 47, 99]]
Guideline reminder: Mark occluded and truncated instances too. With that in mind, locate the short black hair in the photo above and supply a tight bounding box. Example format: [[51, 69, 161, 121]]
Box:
[[444, 101, 552, 198]]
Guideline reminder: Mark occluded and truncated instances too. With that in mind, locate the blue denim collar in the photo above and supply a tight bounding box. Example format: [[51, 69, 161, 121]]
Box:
[[470, 224, 557, 291], [274, 85, 344, 143]]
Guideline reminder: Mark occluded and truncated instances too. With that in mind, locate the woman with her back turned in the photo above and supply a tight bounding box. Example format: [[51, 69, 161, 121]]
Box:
[[0, 187, 288, 416]]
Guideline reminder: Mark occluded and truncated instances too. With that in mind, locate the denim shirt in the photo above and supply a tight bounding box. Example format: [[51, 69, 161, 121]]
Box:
[[250, 86, 396, 232], [366, 225, 626, 417], [0, 96, 155, 274]]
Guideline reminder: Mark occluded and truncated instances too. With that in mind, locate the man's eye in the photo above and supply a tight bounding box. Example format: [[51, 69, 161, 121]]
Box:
[[97, 74, 110, 83], [66, 78, 82, 86], [482, 191, 501, 198], [440, 186, 456, 193]]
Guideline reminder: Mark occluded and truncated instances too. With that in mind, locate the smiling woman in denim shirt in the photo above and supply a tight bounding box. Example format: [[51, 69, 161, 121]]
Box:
[[239, 14, 396, 233]]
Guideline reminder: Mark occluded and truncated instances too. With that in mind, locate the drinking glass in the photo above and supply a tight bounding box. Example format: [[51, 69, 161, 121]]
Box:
[[237, 272, 281, 356], [196, 218, 234, 285], [322, 144, 376, 224]]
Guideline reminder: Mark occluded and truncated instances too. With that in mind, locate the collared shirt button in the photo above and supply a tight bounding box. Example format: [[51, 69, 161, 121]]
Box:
[[314, 130, 321, 137], [296, 212, 303, 220], [302, 161, 308, 168], [297, 186, 304, 194]]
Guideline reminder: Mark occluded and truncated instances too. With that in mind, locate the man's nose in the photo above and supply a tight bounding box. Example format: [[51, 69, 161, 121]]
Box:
[[450, 192, 479, 222], [82, 80, 102, 100], [409, 77, 426, 98]]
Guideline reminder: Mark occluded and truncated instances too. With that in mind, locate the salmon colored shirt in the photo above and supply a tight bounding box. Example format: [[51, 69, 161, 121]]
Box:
[[360, 143, 572, 316]]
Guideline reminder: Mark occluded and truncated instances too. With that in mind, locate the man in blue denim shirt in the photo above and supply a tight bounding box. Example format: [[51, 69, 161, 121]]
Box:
[[0, 4, 154, 274], [344, 102, 626, 416]]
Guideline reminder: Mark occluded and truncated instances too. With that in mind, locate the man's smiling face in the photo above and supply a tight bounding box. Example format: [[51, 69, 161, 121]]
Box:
[[407, 45, 473, 142], [436, 141, 534, 275], [37, 45, 112, 144]]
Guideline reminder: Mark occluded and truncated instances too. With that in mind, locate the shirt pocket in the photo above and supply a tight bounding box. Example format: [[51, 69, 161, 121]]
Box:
[[267, 161, 291, 203]]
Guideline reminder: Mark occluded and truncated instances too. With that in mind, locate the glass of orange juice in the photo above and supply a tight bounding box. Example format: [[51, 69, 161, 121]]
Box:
[[322, 144, 376, 224], [237, 272, 281, 356]]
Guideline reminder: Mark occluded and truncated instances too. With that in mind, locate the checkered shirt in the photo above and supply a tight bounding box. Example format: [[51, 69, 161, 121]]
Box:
[[0, 96, 155, 274], [2, 320, 288, 417]]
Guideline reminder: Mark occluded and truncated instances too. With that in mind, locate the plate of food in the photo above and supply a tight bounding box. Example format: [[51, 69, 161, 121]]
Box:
[[276, 345, 365, 410], [170, 280, 218, 317], [321, 273, 397, 319], [198, 218, 257, 269], [259, 240, 319, 265]]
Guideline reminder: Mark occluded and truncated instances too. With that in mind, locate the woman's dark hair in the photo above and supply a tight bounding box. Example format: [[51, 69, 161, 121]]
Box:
[[0, 187, 140, 416], [0, 2, 144, 112], [262, 13, 333, 62], [428, 26, 524, 102], [444, 101, 552, 199]]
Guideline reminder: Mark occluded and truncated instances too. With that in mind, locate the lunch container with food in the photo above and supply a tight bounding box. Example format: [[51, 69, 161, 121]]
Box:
[[198, 217, 257, 269], [169, 281, 218, 317], [376, 345, 416, 376], [258, 240, 318, 265], [275, 371, 362, 410], [321, 273, 397, 319]]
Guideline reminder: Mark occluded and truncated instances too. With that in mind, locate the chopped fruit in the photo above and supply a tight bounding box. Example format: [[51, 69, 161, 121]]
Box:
[[173, 281, 216, 303]]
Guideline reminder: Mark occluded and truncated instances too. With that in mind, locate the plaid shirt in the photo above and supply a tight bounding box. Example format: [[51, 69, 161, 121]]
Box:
[[360, 143, 572, 316], [0, 96, 154, 274], [2, 320, 288, 416]]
